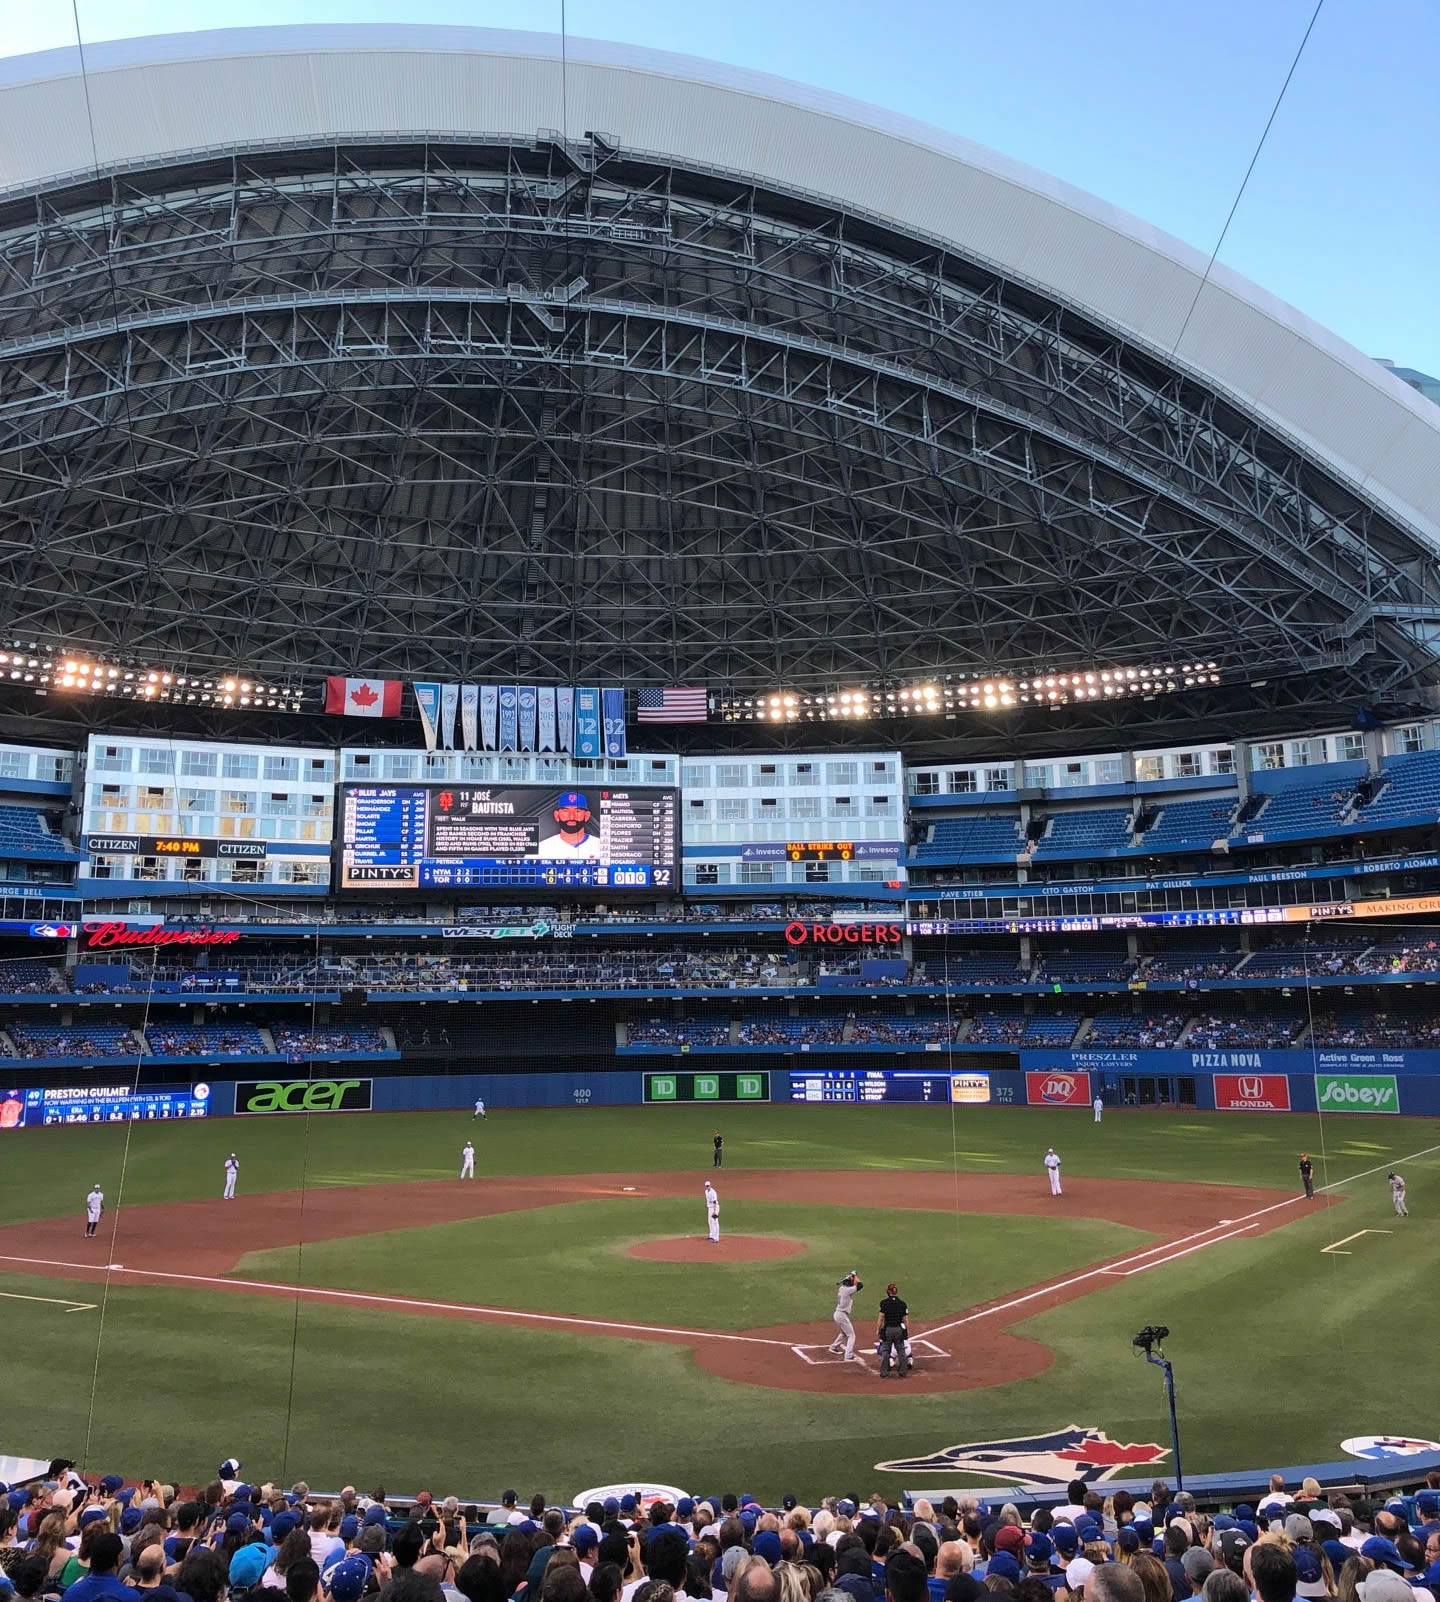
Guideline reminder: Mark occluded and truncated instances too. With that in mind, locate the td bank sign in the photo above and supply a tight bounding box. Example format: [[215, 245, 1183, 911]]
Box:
[[1314, 1073, 1399, 1114], [236, 1079, 373, 1114]]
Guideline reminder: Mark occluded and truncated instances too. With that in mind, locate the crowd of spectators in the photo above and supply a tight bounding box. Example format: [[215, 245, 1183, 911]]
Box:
[[0, 963, 69, 995], [1084, 1012, 1185, 1048], [3, 1466, 1437, 1602], [627, 1019, 732, 1047], [847, 1013, 954, 1045], [1186, 1010, 1305, 1050], [5, 1025, 140, 1060], [271, 1027, 387, 1055], [146, 1026, 267, 1058]]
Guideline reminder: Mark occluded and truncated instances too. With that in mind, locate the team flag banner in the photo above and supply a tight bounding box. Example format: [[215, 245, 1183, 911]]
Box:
[[637, 686, 709, 723], [440, 683, 459, 750], [498, 685, 519, 751], [324, 677, 404, 718], [538, 687, 557, 751], [556, 687, 574, 752], [574, 688, 602, 758], [480, 685, 498, 750], [412, 682, 440, 750], [518, 686, 538, 752], [461, 685, 478, 752], [602, 688, 627, 757]]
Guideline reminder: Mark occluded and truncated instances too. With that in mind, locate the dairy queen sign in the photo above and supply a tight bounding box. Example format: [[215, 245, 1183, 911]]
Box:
[[1025, 1071, 1092, 1106]]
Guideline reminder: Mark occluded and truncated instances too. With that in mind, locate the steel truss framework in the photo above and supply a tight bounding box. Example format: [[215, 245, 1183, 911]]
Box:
[[0, 135, 1437, 726]]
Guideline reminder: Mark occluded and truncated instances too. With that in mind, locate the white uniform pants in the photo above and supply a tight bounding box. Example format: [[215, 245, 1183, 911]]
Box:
[[1094, 1106, 1103, 1123], [461, 1157, 475, 1179], [1393, 1193, 1408, 1216], [708, 1212, 720, 1242], [223, 1174, 236, 1199], [830, 1311, 856, 1358], [1049, 1169, 1062, 1195]]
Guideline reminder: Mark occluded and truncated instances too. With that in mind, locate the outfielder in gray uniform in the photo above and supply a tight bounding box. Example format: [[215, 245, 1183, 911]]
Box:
[[828, 1271, 864, 1362]]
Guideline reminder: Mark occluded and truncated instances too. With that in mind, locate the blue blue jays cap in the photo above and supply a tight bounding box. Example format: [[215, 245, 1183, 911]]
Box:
[[603, 1498, 620, 1515], [557, 792, 589, 810], [229, 1546, 269, 1589], [121, 1508, 144, 1534], [987, 1555, 1021, 1582], [677, 1499, 695, 1518], [1025, 1533, 1053, 1563], [339, 1515, 359, 1541], [327, 1556, 372, 1602], [362, 1507, 388, 1528], [1051, 1526, 1079, 1556], [620, 1495, 638, 1513], [99, 1476, 125, 1494]]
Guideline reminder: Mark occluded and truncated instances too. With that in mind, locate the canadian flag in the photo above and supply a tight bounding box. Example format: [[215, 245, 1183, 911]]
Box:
[[323, 676, 403, 717]]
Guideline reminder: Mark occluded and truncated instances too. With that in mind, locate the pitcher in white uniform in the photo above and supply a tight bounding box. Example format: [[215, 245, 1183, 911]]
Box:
[[828, 1271, 864, 1361], [223, 1153, 239, 1199], [1045, 1147, 1062, 1196], [704, 1180, 720, 1243]]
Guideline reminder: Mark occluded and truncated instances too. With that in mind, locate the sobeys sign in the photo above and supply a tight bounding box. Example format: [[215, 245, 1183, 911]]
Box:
[[1314, 1073, 1399, 1114], [236, 1079, 373, 1114]]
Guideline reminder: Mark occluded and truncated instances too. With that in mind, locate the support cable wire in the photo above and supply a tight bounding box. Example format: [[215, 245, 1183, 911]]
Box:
[[1171, 0, 1326, 356]]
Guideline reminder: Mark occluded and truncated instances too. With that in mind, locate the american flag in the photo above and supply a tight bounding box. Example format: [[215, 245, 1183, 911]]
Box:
[[636, 686, 710, 723]]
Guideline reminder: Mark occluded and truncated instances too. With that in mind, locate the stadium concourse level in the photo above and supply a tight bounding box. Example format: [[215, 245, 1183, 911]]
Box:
[[2, 1467, 1440, 1602]]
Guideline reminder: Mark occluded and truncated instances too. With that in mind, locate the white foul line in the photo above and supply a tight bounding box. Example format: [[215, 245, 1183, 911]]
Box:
[[918, 1137, 1440, 1343], [1321, 1229, 1392, 1256], [0, 1289, 97, 1312], [0, 1254, 794, 1348]]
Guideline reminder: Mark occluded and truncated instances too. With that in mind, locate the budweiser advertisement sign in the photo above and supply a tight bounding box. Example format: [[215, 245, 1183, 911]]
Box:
[[1025, 1070, 1091, 1106], [1214, 1073, 1291, 1112], [783, 922, 903, 946], [83, 921, 241, 949]]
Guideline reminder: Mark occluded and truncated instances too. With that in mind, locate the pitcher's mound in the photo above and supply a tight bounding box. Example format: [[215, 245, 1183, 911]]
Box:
[[627, 1235, 806, 1263]]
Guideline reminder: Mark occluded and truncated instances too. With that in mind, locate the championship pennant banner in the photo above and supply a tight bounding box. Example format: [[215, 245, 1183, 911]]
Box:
[[409, 683, 631, 757]]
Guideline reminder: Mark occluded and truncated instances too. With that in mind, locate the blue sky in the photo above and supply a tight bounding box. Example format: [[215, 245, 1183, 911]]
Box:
[[9, 0, 1439, 374]]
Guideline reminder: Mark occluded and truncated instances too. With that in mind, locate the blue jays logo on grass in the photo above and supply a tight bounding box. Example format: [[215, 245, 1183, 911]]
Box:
[[875, 1425, 1168, 1486], [1341, 1435, 1440, 1460]]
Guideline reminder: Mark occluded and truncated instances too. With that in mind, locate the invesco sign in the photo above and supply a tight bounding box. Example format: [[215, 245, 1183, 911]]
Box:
[[783, 922, 903, 946], [1314, 1073, 1399, 1114], [235, 1079, 373, 1115]]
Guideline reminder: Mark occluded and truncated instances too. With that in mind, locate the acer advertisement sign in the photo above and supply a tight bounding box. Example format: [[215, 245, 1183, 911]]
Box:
[[1025, 1071, 1091, 1106], [1214, 1074, 1292, 1112]]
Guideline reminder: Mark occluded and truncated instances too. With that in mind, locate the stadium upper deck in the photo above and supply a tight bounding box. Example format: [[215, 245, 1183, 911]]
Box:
[[0, 27, 1438, 761]]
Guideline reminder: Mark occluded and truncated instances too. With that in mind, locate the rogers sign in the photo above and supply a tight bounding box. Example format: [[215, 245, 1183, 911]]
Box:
[[783, 922, 904, 946], [83, 921, 241, 949]]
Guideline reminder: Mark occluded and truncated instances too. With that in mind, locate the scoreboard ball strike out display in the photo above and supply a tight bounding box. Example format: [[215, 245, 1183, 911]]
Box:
[[339, 783, 679, 891]]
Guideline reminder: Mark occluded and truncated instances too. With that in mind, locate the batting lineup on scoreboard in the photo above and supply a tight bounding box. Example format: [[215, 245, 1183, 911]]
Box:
[[339, 782, 679, 892], [789, 1070, 1000, 1104]]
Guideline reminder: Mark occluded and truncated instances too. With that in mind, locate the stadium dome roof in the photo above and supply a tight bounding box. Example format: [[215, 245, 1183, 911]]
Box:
[[1, 26, 1438, 747]]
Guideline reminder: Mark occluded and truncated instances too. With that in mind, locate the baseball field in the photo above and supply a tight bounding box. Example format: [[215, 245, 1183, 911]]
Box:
[[0, 1101, 1435, 1498]]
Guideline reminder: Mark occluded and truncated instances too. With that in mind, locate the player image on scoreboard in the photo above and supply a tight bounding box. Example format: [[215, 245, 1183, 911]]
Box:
[[535, 790, 602, 860]]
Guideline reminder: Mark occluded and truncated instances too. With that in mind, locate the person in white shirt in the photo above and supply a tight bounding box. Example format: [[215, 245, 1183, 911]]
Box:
[[85, 1185, 104, 1237], [704, 1180, 720, 1243], [1093, 1095, 1104, 1124], [473, 1098, 486, 1119], [1045, 1148, 1062, 1196], [1389, 1172, 1408, 1216], [460, 1142, 476, 1180], [223, 1153, 239, 1199], [828, 1272, 864, 1362]]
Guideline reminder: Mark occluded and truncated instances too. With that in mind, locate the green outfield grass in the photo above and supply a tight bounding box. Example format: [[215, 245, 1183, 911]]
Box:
[[0, 1103, 1435, 1497]]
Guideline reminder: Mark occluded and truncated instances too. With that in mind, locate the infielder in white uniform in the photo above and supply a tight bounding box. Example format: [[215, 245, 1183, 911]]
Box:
[[223, 1153, 239, 1199], [1045, 1147, 1062, 1196], [460, 1141, 476, 1179], [473, 1098, 486, 1119], [1093, 1094, 1103, 1124], [1389, 1172, 1408, 1216], [828, 1271, 864, 1361], [704, 1180, 720, 1243], [84, 1185, 104, 1237]]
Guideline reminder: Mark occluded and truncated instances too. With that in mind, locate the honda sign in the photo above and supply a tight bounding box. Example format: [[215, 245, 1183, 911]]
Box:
[[1214, 1074, 1292, 1112]]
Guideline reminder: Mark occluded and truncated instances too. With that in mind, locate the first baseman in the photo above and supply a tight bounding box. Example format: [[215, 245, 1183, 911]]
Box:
[[84, 1184, 104, 1237], [461, 1141, 476, 1180], [1045, 1147, 1062, 1196], [1389, 1172, 1408, 1216], [704, 1180, 720, 1243], [223, 1153, 239, 1199], [828, 1271, 863, 1362]]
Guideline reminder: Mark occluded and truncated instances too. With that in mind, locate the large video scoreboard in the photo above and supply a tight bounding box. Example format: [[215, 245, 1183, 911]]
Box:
[[338, 783, 679, 891], [0, 1084, 210, 1129]]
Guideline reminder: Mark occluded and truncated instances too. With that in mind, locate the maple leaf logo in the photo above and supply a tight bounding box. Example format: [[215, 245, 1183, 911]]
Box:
[[349, 683, 379, 708]]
